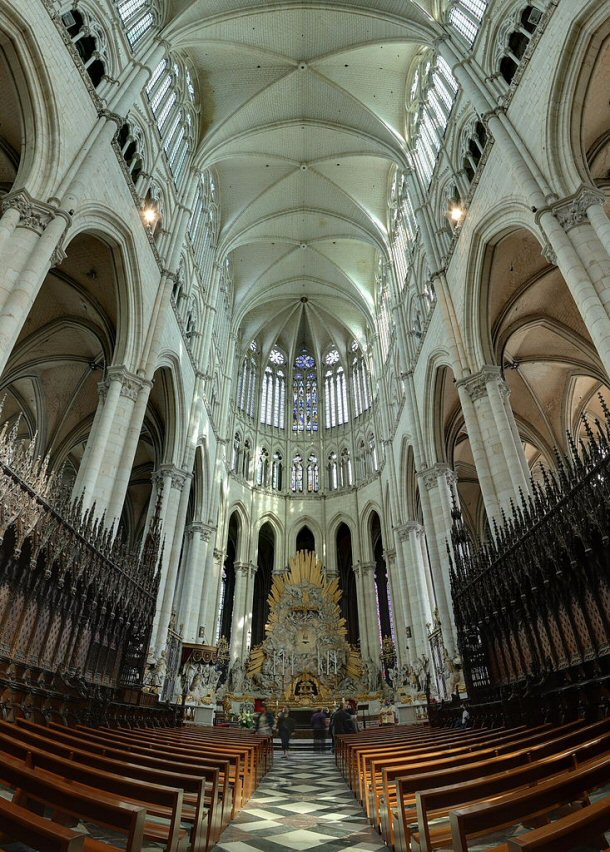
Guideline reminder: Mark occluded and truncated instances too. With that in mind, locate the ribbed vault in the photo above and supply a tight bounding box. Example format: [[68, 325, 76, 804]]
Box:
[[163, 0, 440, 350]]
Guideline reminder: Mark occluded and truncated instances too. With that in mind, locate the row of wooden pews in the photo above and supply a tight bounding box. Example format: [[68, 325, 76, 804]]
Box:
[[336, 717, 610, 851], [0, 717, 272, 851]]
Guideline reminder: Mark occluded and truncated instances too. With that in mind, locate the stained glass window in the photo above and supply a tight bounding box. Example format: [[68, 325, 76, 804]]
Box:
[[291, 453, 304, 492], [307, 454, 319, 492], [261, 348, 286, 428], [292, 349, 318, 432]]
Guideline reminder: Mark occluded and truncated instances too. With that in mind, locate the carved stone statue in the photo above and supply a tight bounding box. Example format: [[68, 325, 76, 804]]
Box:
[[229, 659, 245, 694]]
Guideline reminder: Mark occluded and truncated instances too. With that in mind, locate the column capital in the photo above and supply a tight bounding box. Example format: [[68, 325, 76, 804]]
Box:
[[105, 365, 152, 401], [551, 184, 606, 233], [419, 462, 457, 491], [456, 365, 501, 402], [383, 548, 396, 565], [156, 463, 192, 491], [1, 189, 72, 235], [395, 521, 425, 541]]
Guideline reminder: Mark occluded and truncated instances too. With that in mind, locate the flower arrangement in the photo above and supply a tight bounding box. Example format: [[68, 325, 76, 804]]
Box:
[[238, 710, 254, 729]]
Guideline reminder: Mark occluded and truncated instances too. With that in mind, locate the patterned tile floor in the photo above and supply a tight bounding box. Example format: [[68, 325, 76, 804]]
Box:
[[212, 750, 389, 852]]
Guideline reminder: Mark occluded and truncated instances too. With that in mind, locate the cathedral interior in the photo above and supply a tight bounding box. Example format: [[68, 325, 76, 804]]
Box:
[[0, 0, 609, 735]]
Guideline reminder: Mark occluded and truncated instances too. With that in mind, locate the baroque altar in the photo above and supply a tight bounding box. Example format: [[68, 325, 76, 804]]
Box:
[[236, 550, 370, 706]]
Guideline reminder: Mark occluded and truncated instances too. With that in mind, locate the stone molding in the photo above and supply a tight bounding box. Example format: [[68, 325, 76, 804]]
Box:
[[551, 185, 606, 233], [419, 462, 457, 491], [1, 189, 71, 237], [153, 464, 192, 492], [457, 364, 503, 403], [396, 521, 425, 541], [105, 366, 151, 402]]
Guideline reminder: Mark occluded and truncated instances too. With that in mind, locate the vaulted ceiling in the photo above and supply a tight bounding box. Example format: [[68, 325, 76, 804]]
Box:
[[164, 0, 442, 361]]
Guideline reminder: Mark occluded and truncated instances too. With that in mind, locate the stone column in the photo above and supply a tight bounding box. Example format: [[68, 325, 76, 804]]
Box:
[[456, 366, 529, 522], [150, 465, 190, 654], [201, 548, 223, 643], [106, 376, 153, 523], [383, 548, 411, 667], [93, 367, 151, 512], [0, 192, 71, 377], [180, 522, 214, 642], [352, 563, 369, 659], [418, 464, 458, 652], [73, 368, 124, 508], [359, 561, 381, 665], [229, 562, 251, 662], [397, 522, 434, 660]]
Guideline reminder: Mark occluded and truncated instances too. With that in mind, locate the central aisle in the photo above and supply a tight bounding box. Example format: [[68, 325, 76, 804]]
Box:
[[212, 751, 390, 851]]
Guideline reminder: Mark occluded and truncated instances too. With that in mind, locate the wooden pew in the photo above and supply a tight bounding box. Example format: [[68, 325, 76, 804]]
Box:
[[506, 795, 610, 851], [11, 719, 224, 844], [386, 719, 610, 849], [0, 733, 185, 852], [0, 753, 146, 852], [369, 723, 566, 829], [0, 796, 85, 852], [449, 753, 610, 852], [411, 729, 610, 852], [85, 724, 248, 810]]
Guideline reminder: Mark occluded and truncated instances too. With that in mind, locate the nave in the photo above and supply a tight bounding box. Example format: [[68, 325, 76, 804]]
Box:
[[212, 751, 389, 852]]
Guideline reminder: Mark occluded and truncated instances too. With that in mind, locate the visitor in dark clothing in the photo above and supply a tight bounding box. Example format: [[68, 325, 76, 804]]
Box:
[[311, 707, 327, 751]]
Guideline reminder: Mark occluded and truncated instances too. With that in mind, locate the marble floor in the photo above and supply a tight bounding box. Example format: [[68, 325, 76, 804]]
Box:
[[211, 750, 390, 852]]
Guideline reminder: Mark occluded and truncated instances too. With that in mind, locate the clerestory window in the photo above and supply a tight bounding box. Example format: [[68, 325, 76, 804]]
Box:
[[260, 348, 286, 429]]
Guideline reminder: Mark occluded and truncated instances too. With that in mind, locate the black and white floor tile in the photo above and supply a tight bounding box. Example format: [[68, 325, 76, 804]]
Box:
[[211, 751, 389, 852]]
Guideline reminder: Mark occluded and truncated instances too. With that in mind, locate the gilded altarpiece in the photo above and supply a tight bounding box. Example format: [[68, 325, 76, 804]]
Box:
[[246, 551, 364, 706]]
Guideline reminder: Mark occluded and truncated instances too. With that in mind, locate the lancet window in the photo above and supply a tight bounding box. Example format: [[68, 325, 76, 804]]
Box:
[[352, 341, 372, 418], [61, 8, 109, 88], [292, 350, 318, 432], [448, 0, 488, 45], [324, 349, 349, 428], [272, 452, 283, 491], [242, 439, 251, 480], [340, 448, 353, 488], [232, 432, 241, 473], [116, 0, 156, 48], [498, 5, 543, 85], [291, 453, 304, 492], [237, 341, 258, 419], [260, 348, 286, 429], [328, 452, 338, 491], [188, 171, 218, 278], [145, 55, 196, 185], [410, 55, 458, 189], [256, 448, 269, 487], [307, 453, 319, 493]]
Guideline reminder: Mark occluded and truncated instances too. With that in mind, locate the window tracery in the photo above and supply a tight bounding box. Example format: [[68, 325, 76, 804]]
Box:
[[260, 347, 286, 429], [116, 121, 145, 185], [307, 453, 319, 493], [351, 341, 372, 418], [498, 5, 543, 85], [291, 453, 304, 492], [61, 8, 109, 88], [145, 55, 196, 186], [328, 451, 338, 491], [408, 54, 458, 189], [256, 447, 269, 487], [292, 349, 318, 433], [272, 451, 283, 491], [324, 348, 349, 428], [116, 0, 156, 49], [237, 342, 257, 419], [448, 0, 488, 46]]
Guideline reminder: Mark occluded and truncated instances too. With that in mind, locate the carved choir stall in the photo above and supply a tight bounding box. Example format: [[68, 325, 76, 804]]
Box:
[[0, 417, 171, 727], [448, 404, 610, 727]]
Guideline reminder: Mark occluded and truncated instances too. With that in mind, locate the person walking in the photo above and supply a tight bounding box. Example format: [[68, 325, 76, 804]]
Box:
[[256, 701, 274, 736], [311, 707, 327, 752], [277, 707, 296, 757]]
